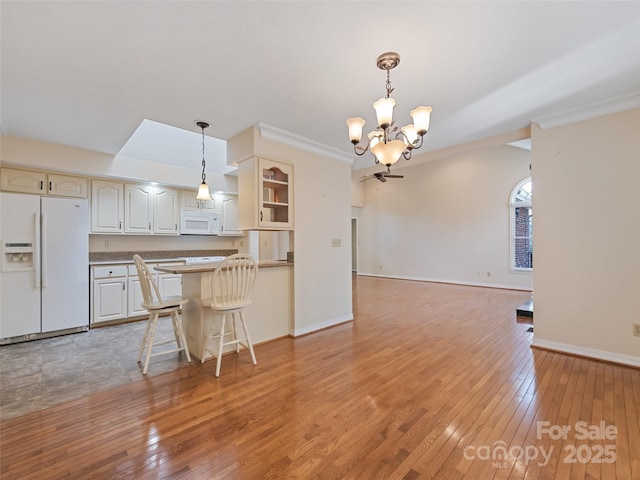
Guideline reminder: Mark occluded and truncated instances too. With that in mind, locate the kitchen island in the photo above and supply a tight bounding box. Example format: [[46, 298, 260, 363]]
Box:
[[155, 260, 293, 362]]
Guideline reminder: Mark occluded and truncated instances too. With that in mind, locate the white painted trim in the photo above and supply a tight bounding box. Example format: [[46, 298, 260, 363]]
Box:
[[255, 122, 355, 164], [533, 92, 640, 130], [356, 272, 531, 292], [531, 338, 640, 368], [290, 314, 354, 337]]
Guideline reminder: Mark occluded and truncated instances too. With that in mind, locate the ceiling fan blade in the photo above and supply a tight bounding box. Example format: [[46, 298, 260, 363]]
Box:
[[385, 175, 404, 178], [377, 176, 387, 182], [360, 174, 376, 182]]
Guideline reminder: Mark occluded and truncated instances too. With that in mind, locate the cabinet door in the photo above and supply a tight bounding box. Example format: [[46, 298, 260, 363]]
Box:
[[153, 188, 179, 235], [158, 273, 182, 298], [1, 168, 45, 194], [47, 174, 87, 198], [181, 190, 216, 212], [124, 184, 153, 234], [220, 196, 242, 235], [259, 158, 293, 229], [92, 278, 127, 323], [127, 276, 148, 317], [91, 180, 124, 233], [238, 157, 293, 231]]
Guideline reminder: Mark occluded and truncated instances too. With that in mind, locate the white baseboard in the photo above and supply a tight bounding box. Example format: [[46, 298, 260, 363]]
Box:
[[356, 272, 531, 292], [531, 338, 640, 368], [290, 314, 353, 337]]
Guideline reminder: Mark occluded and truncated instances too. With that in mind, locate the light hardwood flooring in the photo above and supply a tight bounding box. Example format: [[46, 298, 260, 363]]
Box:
[[1, 275, 638, 479]]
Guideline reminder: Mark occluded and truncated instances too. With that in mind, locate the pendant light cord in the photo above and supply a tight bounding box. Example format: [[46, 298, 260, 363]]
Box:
[[201, 125, 206, 184]]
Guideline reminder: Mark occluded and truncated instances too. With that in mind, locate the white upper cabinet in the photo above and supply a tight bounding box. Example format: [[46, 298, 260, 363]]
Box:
[[1, 168, 87, 198], [153, 187, 179, 234], [238, 157, 293, 230], [124, 184, 153, 234], [1, 168, 45, 194], [219, 195, 243, 236], [123, 184, 179, 235], [180, 190, 216, 212], [91, 182, 179, 235], [47, 174, 87, 198], [91, 180, 124, 233]]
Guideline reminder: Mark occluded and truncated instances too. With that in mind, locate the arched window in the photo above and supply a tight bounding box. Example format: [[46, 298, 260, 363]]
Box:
[[510, 177, 532, 271]]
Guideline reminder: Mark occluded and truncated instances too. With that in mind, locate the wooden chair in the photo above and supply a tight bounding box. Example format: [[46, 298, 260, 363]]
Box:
[[202, 254, 258, 377], [133, 254, 191, 374]]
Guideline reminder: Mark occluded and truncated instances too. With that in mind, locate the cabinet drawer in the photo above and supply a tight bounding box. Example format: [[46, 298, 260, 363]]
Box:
[[93, 265, 127, 279]]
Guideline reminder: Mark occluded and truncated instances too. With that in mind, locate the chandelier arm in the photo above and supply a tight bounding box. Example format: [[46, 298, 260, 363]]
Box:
[[402, 149, 412, 161], [353, 143, 369, 156], [413, 133, 425, 150], [353, 131, 383, 156]]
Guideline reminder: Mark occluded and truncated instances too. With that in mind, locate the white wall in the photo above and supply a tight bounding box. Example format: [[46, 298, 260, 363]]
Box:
[[242, 129, 353, 336], [531, 108, 640, 366], [355, 145, 533, 290]]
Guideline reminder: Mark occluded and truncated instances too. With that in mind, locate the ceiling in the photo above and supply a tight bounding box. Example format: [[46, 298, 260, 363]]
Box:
[[2, 1, 639, 174]]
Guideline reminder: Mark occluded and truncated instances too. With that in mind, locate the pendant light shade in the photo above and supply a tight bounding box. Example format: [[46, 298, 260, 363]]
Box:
[[196, 182, 211, 201], [371, 139, 407, 167]]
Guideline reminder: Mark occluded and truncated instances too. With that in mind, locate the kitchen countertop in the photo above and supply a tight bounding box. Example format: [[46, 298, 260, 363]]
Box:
[[89, 249, 238, 265], [155, 260, 293, 274]]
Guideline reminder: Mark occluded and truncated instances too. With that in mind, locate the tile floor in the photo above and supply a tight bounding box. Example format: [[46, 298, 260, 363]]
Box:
[[0, 319, 192, 421]]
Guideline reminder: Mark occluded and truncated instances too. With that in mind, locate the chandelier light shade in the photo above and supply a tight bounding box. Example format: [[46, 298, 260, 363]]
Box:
[[346, 52, 432, 169], [195, 120, 211, 201]]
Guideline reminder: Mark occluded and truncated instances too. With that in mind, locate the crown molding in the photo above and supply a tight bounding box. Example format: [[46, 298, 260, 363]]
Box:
[[533, 91, 640, 130], [255, 122, 354, 164]]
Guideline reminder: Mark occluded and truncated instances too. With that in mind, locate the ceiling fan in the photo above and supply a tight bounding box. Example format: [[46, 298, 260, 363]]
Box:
[[361, 167, 404, 183]]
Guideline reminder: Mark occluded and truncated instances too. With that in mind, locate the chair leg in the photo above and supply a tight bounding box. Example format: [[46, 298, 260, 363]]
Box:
[[238, 311, 257, 365], [215, 314, 227, 377], [172, 310, 191, 363], [231, 312, 240, 354], [142, 313, 159, 375], [138, 313, 153, 363]]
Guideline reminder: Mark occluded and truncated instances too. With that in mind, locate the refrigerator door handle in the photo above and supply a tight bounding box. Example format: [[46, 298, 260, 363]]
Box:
[[41, 213, 48, 288], [34, 212, 41, 288]]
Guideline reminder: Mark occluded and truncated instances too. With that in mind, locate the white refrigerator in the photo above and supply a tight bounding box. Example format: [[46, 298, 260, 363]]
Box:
[[0, 192, 89, 343]]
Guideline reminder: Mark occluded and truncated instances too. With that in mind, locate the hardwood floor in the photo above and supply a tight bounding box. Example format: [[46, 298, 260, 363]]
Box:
[[1, 276, 638, 479]]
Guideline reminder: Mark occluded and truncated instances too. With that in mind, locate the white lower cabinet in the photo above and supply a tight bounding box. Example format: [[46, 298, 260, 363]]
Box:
[[158, 268, 183, 298], [91, 262, 183, 326], [92, 266, 128, 324], [127, 276, 147, 318]]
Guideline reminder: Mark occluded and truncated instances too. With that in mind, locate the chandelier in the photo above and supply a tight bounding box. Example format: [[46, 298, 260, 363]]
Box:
[[195, 120, 211, 200], [346, 52, 432, 169]]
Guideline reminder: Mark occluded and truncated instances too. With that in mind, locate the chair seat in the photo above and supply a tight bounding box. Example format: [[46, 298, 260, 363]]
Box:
[[143, 296, 189, 310], [202, 299, 252, 312]]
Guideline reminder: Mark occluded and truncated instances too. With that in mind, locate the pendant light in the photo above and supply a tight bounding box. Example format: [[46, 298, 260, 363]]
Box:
[[195, 120, 211, 200], [346, 52, 432, 169]]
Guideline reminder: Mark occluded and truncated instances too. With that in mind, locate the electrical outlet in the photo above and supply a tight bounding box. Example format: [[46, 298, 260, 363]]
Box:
[[104, 240, 111, 249], [633, 323, 640, 337]]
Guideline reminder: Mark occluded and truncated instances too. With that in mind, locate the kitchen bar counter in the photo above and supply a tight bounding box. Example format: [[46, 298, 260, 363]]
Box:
[[157, 260, 292, 362], [89, 249, 237, 265], [155, 260, 293, 274]]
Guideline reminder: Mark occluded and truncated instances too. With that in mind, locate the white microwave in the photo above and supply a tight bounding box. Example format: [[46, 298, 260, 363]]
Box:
[[180, 210, 219, 235]]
